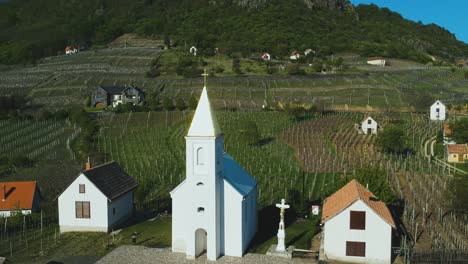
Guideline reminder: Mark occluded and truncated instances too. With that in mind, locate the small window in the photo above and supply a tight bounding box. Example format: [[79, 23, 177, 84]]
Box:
[[113, 208, 116, 215], [76, 201, 90, 219], [350, 211, 366, 230], [367, 119, 371, 124], [197, 147, 205, 165], [197, 207, 205, 213], [436, 108, 440, 112], [346, 241, 365, 257], [196, 182, 204, 186], [79, 184, 85, 193]]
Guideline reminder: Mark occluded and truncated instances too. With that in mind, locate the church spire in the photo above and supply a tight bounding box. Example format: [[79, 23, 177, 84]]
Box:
[[187, 71, 222, 137]]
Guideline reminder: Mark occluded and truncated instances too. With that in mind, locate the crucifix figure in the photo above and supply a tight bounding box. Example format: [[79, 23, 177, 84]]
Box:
[[202, 69, 209, 87], [275, 198, 290, 252]]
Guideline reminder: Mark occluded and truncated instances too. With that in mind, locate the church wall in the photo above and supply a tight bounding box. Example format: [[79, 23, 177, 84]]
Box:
[[223, 181, 243, 257], [171, 184, 189, 253]]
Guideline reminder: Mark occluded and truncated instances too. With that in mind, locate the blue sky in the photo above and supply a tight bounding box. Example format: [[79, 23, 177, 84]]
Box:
[[351, 0, 468, 44]]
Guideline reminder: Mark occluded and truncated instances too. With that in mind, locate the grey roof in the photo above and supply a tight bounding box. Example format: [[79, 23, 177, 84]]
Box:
[[100, 86, 127, 94], [222, 153, 257, 196], [82, 161, 138, 201]]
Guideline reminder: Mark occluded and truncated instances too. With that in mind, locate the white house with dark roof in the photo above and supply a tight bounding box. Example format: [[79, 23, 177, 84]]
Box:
[[170, 85, 257, 260], [57, 161, 138, 233], [430, 100, 446, 121], [360, 116, 378, 135], [320, 180, 396, 264]]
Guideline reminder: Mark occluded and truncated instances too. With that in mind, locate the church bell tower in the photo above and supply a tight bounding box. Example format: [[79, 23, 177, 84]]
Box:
[[184, 71, 224, 260]]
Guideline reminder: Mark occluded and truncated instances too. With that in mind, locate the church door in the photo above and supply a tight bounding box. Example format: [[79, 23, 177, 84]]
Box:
[[195, 228, 207, 257]]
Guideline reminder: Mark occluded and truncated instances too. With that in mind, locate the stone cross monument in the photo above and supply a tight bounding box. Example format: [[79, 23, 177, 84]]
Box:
[[275, 199, 290, 252]]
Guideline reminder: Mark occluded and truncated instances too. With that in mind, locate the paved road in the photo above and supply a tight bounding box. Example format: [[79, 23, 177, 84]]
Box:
[[98, 246, 317, 264]]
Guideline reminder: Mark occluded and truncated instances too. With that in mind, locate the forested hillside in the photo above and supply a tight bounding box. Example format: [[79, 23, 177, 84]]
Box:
[[0, 0, 467, 64]]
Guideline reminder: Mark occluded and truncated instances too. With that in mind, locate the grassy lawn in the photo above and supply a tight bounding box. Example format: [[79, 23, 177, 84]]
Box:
[[249, 217, 319, 254], [6, 217, 172, 263]]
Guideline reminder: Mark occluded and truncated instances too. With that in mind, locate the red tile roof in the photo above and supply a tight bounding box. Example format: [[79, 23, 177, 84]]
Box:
[[447, 144, 468, 155], [0, 181, 38, 211], [444, 124, 452, 136], [321, 179, 396, 228]]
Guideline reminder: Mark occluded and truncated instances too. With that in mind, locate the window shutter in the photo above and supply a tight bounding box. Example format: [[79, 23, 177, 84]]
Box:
[[350, 211, 366, 230], [76, 202, 83, 218], [83, 202, 90, 218], [346, 241, 366, 257]]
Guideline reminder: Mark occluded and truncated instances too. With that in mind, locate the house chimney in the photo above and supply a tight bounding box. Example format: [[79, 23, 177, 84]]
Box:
[[85, 157, 92, 171]]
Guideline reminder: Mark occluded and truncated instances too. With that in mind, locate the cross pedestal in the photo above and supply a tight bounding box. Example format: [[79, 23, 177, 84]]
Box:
[[267, 199, 294, 258]]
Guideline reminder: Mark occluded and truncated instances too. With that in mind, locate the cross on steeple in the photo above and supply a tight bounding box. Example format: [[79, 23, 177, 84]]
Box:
[[202, 68, 209, 87]]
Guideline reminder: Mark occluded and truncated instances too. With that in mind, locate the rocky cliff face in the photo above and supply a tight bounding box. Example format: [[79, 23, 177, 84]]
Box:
[[231, 0, 354, 11]]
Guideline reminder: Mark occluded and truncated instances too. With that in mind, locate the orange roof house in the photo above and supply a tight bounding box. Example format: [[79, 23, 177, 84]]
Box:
[[0, 181, 40, 216], [443, 124, 452, 137], [447, 144, 468, 155], [321, 179, 395, 228]]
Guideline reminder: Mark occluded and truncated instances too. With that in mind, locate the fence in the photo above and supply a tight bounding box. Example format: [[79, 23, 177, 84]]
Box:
[[411, 249, 468, 263]]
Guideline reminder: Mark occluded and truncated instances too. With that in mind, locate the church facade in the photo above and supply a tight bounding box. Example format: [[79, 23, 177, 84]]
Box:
[[170, 86, 257, 260]]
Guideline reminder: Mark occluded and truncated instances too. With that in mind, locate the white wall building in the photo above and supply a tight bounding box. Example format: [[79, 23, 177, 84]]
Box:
[[58, 161, 137, 233], [321, 180, 396, 264], [261, 53, 271, 61], [170, 86, 257, 261], [367, 57, 386, 66], [360, 116, 378, 135], [0, 181, 40, 217], [430, 100, 446, 121]]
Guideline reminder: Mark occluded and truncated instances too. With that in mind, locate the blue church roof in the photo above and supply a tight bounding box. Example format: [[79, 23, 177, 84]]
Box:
[[222, 153, 257, 196]]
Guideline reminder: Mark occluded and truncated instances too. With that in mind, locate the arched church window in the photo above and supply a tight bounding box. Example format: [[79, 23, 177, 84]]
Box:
[[196, 182, 204, 186], [197, 207, 205, 213], [197, 147, 205, 165]]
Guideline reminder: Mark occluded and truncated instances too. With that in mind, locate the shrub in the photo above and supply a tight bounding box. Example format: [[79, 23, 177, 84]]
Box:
[[232, 58, 242, 74], [145, 68, 160, 78], [377, 125, 408, 154], [188, 94, 198, 110], [161, 96, 174, 111], [239, 120, 261, 146], [175, 98, 186, 111]]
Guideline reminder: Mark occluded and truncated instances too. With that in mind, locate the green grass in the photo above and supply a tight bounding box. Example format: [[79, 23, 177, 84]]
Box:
[[249, 218, 319, 254], [116, 217, 172, 247]]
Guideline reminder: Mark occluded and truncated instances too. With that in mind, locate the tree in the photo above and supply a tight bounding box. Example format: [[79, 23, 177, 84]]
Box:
[[232, 58, 241, 74], [146, 91, 161, 111], [188, 94, 198, 110], [175, 98, 186, 111], [377, 126, 408, 154], [450, 118, 468, 143], [161, 96, 174, 111], [239, 120, 261, 146]]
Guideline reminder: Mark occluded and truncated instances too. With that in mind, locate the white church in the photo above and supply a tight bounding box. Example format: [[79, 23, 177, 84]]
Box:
[[430, 100, 446, 121], [170, 84, 258, 260]]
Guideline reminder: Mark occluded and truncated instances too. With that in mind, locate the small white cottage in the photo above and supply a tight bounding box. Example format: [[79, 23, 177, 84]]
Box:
[[170, 85, 257, 261], [367, 57, 386, 66], [430, 100, 446, 121], [290, 51, 300, 60], [190, 46, 197, 56], [321, 180, 396, 264], [261, 53, 271, 61], [360, 116, 378, 135], [58, 161, 137, 233]]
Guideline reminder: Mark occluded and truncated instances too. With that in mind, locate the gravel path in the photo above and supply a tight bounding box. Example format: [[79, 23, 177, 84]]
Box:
[[97, 246, 317, 264]]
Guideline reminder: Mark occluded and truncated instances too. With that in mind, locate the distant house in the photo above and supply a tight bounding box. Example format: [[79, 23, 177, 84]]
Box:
[[456, 61, 465, 68], [65, 46, 78, 55], [261, 53, 271, 61], [190, 46, 197, 56], [0, 181, 40, 217], [304, 49, 315, 56], [58, 161, 138, 233], [290, 51, 301, 60], [430, 100, 446, 121], [91, 85, 144, 108], [321, 180, 396, 264], [367, 57, 386, 66], [443, 124, 456, 145], [446, 144, 468, 163], [360, 116, 378, 135]]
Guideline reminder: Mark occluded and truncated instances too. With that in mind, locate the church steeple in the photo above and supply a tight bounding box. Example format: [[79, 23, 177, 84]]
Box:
[[187, 72, 222, 137]]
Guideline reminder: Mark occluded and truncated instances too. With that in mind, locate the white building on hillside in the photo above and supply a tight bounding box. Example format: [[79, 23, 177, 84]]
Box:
[[321, 180, 396, 264], [360, 116, 378, 135], [430, 100, 446, 121], [57, 161, 137, 233], [367, 57, 386, 66], [170, 85, 258, 260]]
